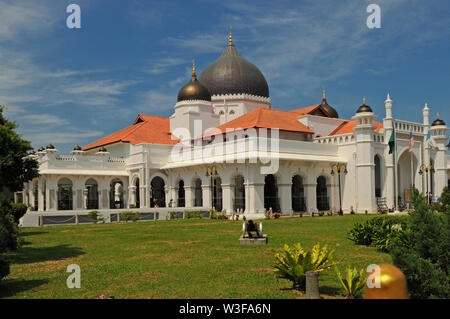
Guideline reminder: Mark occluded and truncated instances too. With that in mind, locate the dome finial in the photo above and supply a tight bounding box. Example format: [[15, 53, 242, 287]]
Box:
[[229, 26, 232, 45], [322, 87, 326, 100], [363, 96, 366, 105], [192, 59, 196, 78], [437, 112, 439, 119]]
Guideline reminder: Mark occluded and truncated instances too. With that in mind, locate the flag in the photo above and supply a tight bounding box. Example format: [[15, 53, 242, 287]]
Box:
[[388, 129, 395, 154], [408, 131, 414, 152], [426, 130, 431, 142]]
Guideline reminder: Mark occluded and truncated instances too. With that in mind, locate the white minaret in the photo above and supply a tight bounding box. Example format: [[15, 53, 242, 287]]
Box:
[[423, 103, 430, 126], [429, 113, 448, 199], [383, 94, 395, 209], [385, 93, 393, 119], [352, 97, 378, 213]]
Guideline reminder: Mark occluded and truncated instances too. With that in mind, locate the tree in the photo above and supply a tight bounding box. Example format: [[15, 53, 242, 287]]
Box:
[[389, 187, 450, 298], [0, 105, 39, 281], [0, 105, 39, 193]]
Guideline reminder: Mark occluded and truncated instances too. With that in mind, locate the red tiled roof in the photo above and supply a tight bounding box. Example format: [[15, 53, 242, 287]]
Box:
[[329, 120, 383, 136], [83, 114, 178, 150], [290, 104, 331, 117], [203, 107, 314, 137]]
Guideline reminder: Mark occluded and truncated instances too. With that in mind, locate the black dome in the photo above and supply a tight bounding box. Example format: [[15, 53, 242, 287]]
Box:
[[432, 114, 445, 126], [320, 90, 338, 118], [198, 42, 269, 98], [177, 66, 211, 102], [356, 98, 373, 113], [73, 145, 82, 151]]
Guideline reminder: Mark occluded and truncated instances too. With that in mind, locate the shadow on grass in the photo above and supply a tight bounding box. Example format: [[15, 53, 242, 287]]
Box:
[[9, 244, 85, 264], [19, 231, 47, 237], [319, 285, 342, 297], [0, 278, 49, 298]]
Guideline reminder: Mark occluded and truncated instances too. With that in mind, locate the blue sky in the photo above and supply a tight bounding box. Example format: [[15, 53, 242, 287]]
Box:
[[1, 0, 449, 153]]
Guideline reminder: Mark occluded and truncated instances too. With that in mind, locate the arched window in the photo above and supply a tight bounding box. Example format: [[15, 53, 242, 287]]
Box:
[[374, 155, 382, 197], [33, 182, 38, 210], [264, 174, 280, 211], [178, 180, 185, 207], [135, 178, 140, 208], [110, 179, 123, 209], [292, 175, 305, 212], [229, 110, 235, 115], [316, 176, 329, 211], [85, 178, 99, 209], [213, 177, 222, 211], [193, 178, 202, 207], [151, 176, 165, 208], [233, 175, 245, 212], [58, 178, 73, 210]]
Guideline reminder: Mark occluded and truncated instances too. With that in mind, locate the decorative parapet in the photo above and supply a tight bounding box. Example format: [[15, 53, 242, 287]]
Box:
[[211, 93, 271, 104], [314, 133, 355, 145], [393, 120, 425, 134]]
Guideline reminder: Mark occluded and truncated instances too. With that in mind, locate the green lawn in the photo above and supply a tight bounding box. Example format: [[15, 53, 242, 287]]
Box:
[[1, 215, 391, 299]]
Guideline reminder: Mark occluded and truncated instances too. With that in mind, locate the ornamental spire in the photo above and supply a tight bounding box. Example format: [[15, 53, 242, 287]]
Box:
[[192, 59, 196, 78], [363, 96, 366, 105], [322, 87, 326, 100], [229, 26, 232, 45]]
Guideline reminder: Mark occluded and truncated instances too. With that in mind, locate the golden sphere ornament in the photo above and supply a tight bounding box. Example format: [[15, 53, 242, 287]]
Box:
[[364, 264, 408, 299]]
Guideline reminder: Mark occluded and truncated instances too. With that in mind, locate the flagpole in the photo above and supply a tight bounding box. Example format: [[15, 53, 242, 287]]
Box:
[[394, 128, 398, 210]]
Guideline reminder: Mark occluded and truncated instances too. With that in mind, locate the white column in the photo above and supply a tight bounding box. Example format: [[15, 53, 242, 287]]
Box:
[[184, 186, 193, 207], [128, 186, 136, 208], [221, 184, 233, 213], [38, 179, 44, 212], [278, 183, 292, 214], [248, 183, 264, 214], [305, 183, 317, 213], [202, 185, 212, 209]]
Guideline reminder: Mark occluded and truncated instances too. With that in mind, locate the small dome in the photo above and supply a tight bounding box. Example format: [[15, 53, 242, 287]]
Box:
[[177, 62, 211, 102], [98, 147, 107, 152], [38, 146, 45, 152], [198, 33, 269, 98], [29, 149, 35, 155], [431, 113, 445, 126], [356, 97, 373, 113], [73, 145, 82, 151], [46, 144, 55, 149], [320, 89, 338, 118]]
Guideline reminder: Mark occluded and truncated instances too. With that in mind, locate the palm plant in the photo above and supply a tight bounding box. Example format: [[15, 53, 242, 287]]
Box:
[[335, 265, 367, 298], [273, 242, 336, 290]]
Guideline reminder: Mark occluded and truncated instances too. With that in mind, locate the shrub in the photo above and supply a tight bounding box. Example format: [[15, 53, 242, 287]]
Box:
[[88, 210, 102, 224], [347, 215, 408, 251], [120, 211, 134, 222], [132, 212, 141, 222], [273, 212, 281, 219], [209, 209, 217, 219], [169, 211, 179, 220], [318, 211, 324, 216], [185, 210, 203, 219], [335, 265, 366, 299], [389, 188, 450, 299], [0, 195, 21, 281], [273, 242, 336, 290]]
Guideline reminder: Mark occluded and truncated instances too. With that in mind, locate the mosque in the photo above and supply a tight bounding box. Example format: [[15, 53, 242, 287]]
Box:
[[18, 32, 449, 225]]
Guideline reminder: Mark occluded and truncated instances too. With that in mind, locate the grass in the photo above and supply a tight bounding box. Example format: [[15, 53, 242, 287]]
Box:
[[1, 215, 391, 299]]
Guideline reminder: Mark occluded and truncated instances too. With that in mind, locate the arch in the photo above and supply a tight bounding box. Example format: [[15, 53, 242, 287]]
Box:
[[233, 175, 245, 212], [177, 180, 185, 207], [316, 176, 329, 211], [193, 178, 203, 207], [135, 177, 140, 208], [374, 154, 382, 198], [264, 174, 280, 211], [110, 178, 124, 209], [57, 177, 73, 210], [292, 175, 306, 212], [219, 110, 224, 115], [213, 176, 223, 211], [33, 181, 38, 210], [150, 176, 165, 208], [397, 150, 418, 205], [229, 110, 235, 115], [85, 178, 99, 210]]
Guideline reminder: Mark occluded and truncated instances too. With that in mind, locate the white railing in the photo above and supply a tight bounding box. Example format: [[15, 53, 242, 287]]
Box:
[[393, 120, 425, 134], [314, 133, 354, 145]]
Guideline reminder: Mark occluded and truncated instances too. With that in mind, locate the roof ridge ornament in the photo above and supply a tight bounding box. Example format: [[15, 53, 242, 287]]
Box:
[[192, 59, 196, 78], [229, 26, 232, 45]]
